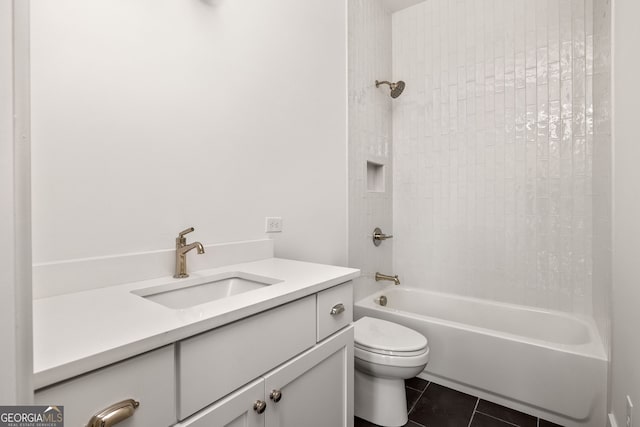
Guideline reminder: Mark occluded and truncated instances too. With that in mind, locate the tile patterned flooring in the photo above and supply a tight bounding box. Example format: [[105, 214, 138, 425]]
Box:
[[355, 378, 564, 427]]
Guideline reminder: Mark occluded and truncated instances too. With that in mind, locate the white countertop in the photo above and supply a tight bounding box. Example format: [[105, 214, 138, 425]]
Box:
[[33, 257, 359, 389]]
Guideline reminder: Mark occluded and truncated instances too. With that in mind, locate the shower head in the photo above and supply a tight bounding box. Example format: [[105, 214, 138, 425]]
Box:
[[375, 80, 406, 98]]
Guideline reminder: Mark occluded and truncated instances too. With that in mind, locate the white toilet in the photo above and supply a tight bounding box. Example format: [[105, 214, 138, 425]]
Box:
[[354, 316, 430, 427]]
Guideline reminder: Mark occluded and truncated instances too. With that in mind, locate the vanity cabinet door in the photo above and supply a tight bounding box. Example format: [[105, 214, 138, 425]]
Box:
[[264, 326, 354, 427], [175, 379, 264, 427]]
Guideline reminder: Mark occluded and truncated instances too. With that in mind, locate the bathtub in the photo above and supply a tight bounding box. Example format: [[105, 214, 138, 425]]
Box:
[[355, 288, 608, 427]]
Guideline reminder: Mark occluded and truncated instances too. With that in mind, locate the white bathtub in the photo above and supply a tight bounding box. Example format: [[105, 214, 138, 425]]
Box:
[[355, 287, 608, 427]]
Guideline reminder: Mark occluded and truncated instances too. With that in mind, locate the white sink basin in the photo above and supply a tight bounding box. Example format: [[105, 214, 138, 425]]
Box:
[[132, 272, 282, 309]]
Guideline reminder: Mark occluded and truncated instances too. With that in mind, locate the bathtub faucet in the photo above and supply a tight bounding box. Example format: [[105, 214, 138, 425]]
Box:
[[375, 272, 400, 285]]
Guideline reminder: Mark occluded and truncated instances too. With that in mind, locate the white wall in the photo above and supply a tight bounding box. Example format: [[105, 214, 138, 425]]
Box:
[[0, 0, 18, 404], [610, 0, 640, 423], [392, 0, 599, 315], [0, 0, 33, 404], [347, 0, 394, 301], [30, 0, 348, 274]]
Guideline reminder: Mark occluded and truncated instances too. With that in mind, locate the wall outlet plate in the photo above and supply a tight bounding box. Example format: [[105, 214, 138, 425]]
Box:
[[627, 395, 634, 427], [265, 217, 283, 233]]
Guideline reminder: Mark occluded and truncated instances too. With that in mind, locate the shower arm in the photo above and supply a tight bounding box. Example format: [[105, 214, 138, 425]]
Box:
[[375, 80, 393, 88]]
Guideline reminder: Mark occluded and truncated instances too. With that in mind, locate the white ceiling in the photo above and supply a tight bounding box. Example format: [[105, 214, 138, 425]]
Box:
[[381, 0, 425, 13]]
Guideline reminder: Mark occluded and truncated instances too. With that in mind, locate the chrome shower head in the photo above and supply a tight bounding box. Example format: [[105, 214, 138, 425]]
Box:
[[375, 80, 405, 98]]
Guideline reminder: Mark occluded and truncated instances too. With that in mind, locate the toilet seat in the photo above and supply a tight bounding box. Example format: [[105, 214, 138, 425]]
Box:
[[354, 345, 430, 368], [355, 317, 428, 355], [354, 342, 427, 357]]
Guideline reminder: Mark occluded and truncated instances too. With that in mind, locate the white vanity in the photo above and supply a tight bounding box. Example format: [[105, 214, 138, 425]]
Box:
[[33, 257, 359, 427]]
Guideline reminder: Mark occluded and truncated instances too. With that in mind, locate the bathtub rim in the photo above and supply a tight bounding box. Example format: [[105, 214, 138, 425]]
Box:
[[355, 287, 608, 361]]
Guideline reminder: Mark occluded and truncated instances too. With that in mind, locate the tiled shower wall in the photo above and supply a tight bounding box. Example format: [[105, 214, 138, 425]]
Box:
[[392, 0, 608, 318], [348, 0, 393, 302]]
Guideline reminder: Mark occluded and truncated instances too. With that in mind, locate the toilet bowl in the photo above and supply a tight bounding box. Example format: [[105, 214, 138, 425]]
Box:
[[354, 316, 429, 427]]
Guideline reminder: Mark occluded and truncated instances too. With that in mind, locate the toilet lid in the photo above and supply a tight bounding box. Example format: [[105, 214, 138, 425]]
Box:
[[355, 317, 427, 353]]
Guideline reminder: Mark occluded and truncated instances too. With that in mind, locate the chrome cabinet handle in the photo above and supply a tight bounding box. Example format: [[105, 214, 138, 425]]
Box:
[[253, 400, 267, 414], [270, 389, 282, 402], [330, 303, 345, 315], [86, 399, 140, 427], [372, 227, 393, 246]]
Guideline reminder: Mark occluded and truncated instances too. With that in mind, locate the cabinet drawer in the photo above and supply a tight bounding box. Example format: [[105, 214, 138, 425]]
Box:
[[316, 282, 353, 341], [177, 295, 316, 420], [35, 345, 175, 427]]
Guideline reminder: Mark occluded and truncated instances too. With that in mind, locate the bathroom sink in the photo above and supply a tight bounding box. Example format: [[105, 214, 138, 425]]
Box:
[[132, 272, 282, 309]]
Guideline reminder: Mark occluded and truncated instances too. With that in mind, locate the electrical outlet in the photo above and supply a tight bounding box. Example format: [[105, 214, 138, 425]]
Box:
[[627, 396, 634, 427], [265, 217, 283, 233]]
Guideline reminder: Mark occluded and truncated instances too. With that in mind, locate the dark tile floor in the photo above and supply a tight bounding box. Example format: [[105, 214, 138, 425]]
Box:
[[355, 378, 565, 427]]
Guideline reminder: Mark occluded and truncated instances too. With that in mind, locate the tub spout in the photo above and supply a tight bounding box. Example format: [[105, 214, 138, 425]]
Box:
[[375, 272, 400, 285]]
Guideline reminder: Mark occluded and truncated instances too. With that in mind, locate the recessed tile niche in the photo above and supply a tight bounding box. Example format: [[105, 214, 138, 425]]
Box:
[[366, 161, 385, 192]]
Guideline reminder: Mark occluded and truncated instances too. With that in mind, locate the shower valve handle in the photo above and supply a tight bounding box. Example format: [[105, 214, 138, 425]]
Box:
[[372, 227, 393, 246], [374, 232, 393, 240]]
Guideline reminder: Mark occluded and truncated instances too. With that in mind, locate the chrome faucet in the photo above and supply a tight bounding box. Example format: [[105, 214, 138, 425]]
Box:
[[174, 227, 205, 279], [375, 272, 400, 285]]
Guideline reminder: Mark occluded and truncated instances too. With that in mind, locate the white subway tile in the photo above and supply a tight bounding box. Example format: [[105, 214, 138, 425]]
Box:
[[383, 0, 600, 316]]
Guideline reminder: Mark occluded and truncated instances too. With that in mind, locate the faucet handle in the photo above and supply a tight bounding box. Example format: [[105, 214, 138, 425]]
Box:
[[176, 227, 195, 246], [178, 227, 195, 238], [372, 227, 393, 246]]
